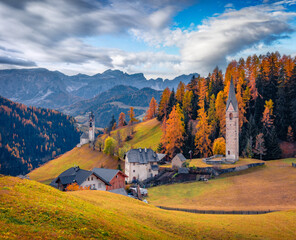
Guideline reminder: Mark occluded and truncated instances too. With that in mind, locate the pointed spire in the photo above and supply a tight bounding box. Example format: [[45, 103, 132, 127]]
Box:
[[226, 77, 238, 111]]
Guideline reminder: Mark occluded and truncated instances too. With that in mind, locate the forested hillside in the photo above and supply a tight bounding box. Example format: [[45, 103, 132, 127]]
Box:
[[0, 96, 80, 176], [155, 52, 296, 160]]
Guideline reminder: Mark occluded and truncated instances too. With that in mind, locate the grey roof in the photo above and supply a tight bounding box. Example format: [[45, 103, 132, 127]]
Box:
[[52, 166, 111, 187], [108, 188, 128, 196], [226, 78, 238, 111], [172, 153, 186, 162], [80, 132, 89, 139], [126, 148, 159, 164], [157, 153, 166, 161], [92, 168, 126, 183], [178, 167, 189, 174]]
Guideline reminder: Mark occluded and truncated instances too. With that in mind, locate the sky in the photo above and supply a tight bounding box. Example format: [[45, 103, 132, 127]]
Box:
[[0, 0, 296, 79]]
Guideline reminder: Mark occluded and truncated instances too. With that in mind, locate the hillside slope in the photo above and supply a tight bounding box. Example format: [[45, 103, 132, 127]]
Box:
[[28, 144, 124, 184], [99, 118, 162, 151], [148, 158, 296, 211], [0, 96, 80, 176], [1, 176, 296, 239]]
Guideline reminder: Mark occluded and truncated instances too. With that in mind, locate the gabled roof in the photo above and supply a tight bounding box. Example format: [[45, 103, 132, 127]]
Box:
[[226, 78, 238, 111], [157, 153, 166, 161], [54, 166, 111, 186], [126, 148, 159, 164], [92, 168, 127, 183], [172, 153, 186, 162], [80, 132, 89, 139]]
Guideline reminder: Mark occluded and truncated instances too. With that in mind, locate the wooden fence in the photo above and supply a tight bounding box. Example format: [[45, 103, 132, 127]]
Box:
[[157, 206, 276, 215]]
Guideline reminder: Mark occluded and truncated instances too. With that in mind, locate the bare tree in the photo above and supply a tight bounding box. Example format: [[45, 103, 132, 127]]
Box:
[[253, 133, 267, 160]]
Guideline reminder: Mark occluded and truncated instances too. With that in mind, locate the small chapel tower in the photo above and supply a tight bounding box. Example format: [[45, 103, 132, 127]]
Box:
[[226, 78, 239, 160], [89, 112, 95, 142]]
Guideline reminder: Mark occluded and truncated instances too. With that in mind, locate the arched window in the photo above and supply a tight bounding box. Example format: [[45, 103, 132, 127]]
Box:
[[228, 151, 230, 155], [229, 113, 233, 120]]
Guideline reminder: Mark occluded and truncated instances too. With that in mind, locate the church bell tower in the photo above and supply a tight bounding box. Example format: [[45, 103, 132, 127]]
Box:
[[89, 112, 95, 142], [226, 78, 239, 160]]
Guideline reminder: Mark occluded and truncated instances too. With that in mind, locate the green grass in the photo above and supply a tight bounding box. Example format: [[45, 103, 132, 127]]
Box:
[[101, 118, 162, 151], [29, 144, 123, 184], [148, 159, 296, 211], [1, 176, 296, 239], [127, 119, 162, 150]]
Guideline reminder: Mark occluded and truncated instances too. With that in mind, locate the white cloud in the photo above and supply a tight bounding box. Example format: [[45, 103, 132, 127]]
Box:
[[132, 2, 296, 76], [0, 0, 295, 78]]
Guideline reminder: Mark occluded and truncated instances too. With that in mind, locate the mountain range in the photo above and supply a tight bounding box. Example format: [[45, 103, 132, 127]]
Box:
[[0, 68, 197, 109], [0, 68, 197, 127]]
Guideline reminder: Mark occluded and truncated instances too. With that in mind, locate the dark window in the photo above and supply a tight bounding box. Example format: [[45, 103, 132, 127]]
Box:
[[149, 169, 151, 172], [133, 170, 135, 172], [229, 113, 233, 120], [228, 151, 230, 155], [116, 175, 118, 178], [91, 177, 93, 181]]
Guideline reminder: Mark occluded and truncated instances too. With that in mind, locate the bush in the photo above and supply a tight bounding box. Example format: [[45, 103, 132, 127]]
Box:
[[212, 137, 226, 155]]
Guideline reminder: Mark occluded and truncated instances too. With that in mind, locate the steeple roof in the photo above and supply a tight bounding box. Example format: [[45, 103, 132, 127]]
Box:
[[226, 78, 238, 111]]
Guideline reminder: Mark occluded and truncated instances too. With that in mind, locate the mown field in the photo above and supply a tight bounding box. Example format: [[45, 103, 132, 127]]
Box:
[[149, 159, 296, 211], [100, 118, 162, 151], [28, 144, 124, 184], [1, 176, 296, 240]]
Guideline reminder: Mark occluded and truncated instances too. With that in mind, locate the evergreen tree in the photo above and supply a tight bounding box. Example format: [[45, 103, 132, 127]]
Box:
[[167, 89, 176, 118]]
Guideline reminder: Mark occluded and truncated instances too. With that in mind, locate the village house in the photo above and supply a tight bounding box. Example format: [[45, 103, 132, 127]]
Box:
[[92, 168, 127, 191], [172, 153, 187, 169], [50, 166, 127, 192], [51, 166, 110, 191], [125, 148, 159, 183]]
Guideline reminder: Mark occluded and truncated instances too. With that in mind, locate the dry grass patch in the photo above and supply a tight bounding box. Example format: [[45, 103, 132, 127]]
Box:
[[1, 176, 296, 239], [149, 159, 296, 211], [29, 144, 123, 184]]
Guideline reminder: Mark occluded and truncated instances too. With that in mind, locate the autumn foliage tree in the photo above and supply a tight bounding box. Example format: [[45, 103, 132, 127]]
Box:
[[128, 107, 138, 125], [144, 97, 158, 120], [118, 112, 126, 127], [157, 87, 171, 120], [212, 137, 226, 155], [162, 104, 185, 157]]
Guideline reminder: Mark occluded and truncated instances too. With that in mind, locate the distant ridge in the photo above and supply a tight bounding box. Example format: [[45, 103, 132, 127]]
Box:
[[0, 68, 198, 110]]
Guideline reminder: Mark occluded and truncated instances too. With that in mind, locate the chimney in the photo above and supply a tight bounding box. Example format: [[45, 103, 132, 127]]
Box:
[[145, 148, 147, 153], [139, 148, 142, 153]]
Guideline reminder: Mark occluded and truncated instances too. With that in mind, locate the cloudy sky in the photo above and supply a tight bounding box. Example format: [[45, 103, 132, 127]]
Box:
[[0, 0, 296, 79]]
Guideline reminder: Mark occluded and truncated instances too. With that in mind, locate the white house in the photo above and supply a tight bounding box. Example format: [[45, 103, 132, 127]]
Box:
[[125, 148, 159, 183], [51, 166, 110, 191]]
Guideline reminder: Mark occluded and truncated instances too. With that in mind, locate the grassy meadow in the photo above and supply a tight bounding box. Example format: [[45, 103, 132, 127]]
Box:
[[149, 159, 296, 211], [1, 176, 296, 239], [100, 118, 162, 151], [28, 144, 123, 184]]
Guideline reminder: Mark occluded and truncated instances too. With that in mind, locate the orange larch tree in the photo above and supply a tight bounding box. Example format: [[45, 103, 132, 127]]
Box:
[[195, 106, 212, 157], [157, 87, 171, 120], [163, 104, 185, 157], [128, 107, 138, 125], [144, 97, 158, 121], [215, 91, 226, 137], [176, 81, 185, 104], [118, 112, 126, 127], [262, 99, 274, 134]]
